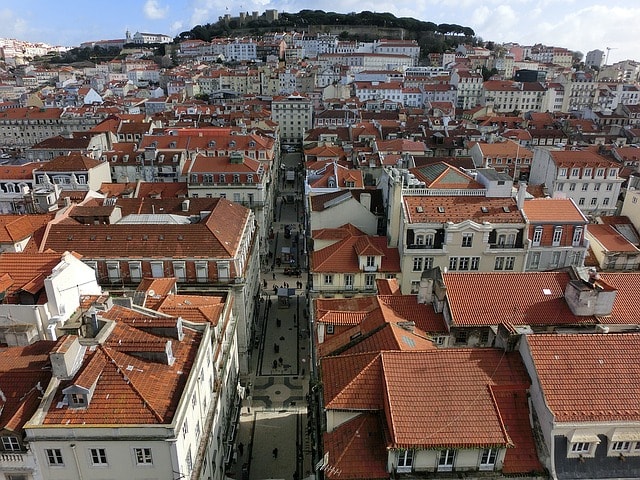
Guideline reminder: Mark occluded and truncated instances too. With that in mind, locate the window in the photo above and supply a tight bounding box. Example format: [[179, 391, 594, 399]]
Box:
[[479, 448, 497, 471], [458, 257, 469, 270], [410, 281, 420, 294], [90, 448, 108, 466], [571, 442, 591, 454], [438, 449, 456, 471], [397, 449, 414, 473], [448, 257, 458, 271], [612, 441, 631, 452], [603, 197, 610, 206], [504, 257, 515, 270], [186, 447, 193, 473], [365, 274, 375, 289], [415, 234, 424, 245], [572, 227, 583, 246], [583, 168, 592, 177], [551, 251, 561, 266], [552, 227, 562, 246], [590, 197, 598, 206], [326, 324, 334, 334], [578, 197, 585, 206], [606, 183, 613, 191], [609, 168, 618, 177], [462, 233, 473, 247], [195, 262, 208, 282], [569, 183, 576, 191], [425, 233, 434, 247], [366, 256, 375, 267], [46, 448, 64, 466], [129, 261, 142, 282], [557, 182, 564, 191], [571, 168, 580, 177], [173, 262, 186, 282], [494, 257, 504, 271], [413, 257, 423, 271], [559, 168, 567, 177], [424, 257, 434, 270], [344, 274, 354, 289], [594, 183, 601, 191], [596, 168, 605, 177], [106, 262, 120, 282], [2, 436, 20, 451], [70, 393, 86, 407], [470, 257, 480, 270], [581, 183, 588, 191], [324, 275, 334, 285]]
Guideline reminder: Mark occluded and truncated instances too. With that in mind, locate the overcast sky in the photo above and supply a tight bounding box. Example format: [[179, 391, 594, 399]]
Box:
[[0, 0, 638, 63]]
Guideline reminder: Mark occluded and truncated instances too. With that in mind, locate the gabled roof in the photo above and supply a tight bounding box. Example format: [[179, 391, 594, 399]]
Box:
[[157, 293, 225, 326], [35, 152, 103, 172], [322, 349, 531, 449], [404, 196, 524, 224], [527, 333, 640, 423], [411, 162, 484, 189], [522, 198, 587, 223], [311, 235, 400, 273], [0, 252, 68, 301], [0, 341, 56, 433], [42, 322, 201, 425], [443, 271, 598, 327]]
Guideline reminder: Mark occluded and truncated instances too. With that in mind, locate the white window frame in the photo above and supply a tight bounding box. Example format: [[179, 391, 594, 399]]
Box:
[[396, 449, 414, 473], [365, 274, 376, 289], [461, 232, 473, 247], [438, 449, 456, 472], [552, 227, 562, 246], [195, 261, 208, 283], [572, 227, 583, 246], [129, 261, 142, 282], [106, 261, 120, 282], [479, 448, 497, 471], [344, 274, 354, 289], [133, 447, 153, 466], [2, 436, 20, 451], [532, 226, 543, 246], [324, 274, 333, 285], [173, 261, 186, 282], [570, 442, 591, 454], [413, 257, 423, 272], [89, 447, 108, 466], [45, 448, 64, 466]]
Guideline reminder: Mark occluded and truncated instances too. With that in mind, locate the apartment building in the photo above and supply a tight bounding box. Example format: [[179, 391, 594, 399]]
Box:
[[271, 94, 313, 144], [529, 148, 624, 216]]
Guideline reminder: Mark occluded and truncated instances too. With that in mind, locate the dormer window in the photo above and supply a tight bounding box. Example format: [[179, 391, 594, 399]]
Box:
[[169, 141, 177, 148], [219, 174, 226, 183], [70, 393, 87, 407], [233, 174, 240, 183], [208, 140, 216, 148], [1, 436, 20, 451]]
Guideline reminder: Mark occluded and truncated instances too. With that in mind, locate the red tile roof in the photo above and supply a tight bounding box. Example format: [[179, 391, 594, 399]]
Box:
[[322, 349, 532, 450], [587, 224, 640, 253], [403, 196, 524, 224], [522, 198, 587, 223], [0, 252, 67, 301], [322, 413, 389, 480], [311, 235, 400, 274], [597, 273, 640, 324], [42, 324, 201, 425], [0, 342, 56, 433], [527, 333, 640, 423], [442, 271, 597, 327]]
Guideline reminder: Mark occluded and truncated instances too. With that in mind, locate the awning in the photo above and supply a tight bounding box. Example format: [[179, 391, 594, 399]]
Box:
[[611, 430, 640, 442], [569, 430, 601, 444]]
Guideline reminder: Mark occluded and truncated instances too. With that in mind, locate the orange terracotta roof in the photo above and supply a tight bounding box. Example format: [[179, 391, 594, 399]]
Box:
[[522, 198, 587, 223], [157, 293, 225, 326], [411, 162, 484, 189], [0, 252, 66, 301], [550, 149, 618, 168], [443, 272, 597, 327], [0, 342, 56, 433], [322, 349, 530, 449], [311, 235, 400, 273], [403, 196, 524, 224], [598, 273, 640, 324], [43, 324, 201, 425], [527, 333, 640, 423], [587, 224, 640, 253], [322, 413, 388, 480], [36, 152, 102, 171]]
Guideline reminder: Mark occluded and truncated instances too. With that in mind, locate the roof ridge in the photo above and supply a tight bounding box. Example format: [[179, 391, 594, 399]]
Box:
[[100, 346, 165, 423]]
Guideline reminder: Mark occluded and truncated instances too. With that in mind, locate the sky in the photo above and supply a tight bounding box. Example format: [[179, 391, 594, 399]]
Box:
[[0, 0, 638, 64]]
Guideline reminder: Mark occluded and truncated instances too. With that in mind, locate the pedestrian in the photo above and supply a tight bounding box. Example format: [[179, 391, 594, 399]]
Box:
[[272, 272, 276, 280], [238, 442, 244, 456], [263, 279, 267, 288], [273, 448, 278, 458]]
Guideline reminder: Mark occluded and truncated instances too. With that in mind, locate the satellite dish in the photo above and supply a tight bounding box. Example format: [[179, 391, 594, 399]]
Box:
[[147, 289, 155, 297]]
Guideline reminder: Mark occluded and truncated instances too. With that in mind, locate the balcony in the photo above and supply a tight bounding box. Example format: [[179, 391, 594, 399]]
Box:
[[488, 242, 524, 251], [363, 265, 377, 272]]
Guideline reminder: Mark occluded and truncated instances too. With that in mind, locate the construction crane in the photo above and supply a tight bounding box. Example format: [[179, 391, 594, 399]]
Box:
[[605, 46, 617, 65]]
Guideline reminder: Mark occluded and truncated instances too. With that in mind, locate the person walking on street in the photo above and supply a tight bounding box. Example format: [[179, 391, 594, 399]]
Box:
[[273, 447, 278, 458], [238, 442, 244, 456]]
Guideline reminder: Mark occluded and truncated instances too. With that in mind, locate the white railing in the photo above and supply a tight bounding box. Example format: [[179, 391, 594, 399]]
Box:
[[402, 188, 486, 196]]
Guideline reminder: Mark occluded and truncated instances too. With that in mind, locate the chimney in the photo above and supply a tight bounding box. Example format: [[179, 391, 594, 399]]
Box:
[[517, 181, 527, 210], [50, 336, 85, 380], [359, 192, 371, 211], [181, 199, 190, 212]]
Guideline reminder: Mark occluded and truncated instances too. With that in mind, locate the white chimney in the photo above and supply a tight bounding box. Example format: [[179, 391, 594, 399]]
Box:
[[517, 181, 527, 210]]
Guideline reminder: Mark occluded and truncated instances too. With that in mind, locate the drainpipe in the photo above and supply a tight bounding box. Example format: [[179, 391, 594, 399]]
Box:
[[70, 444, 84, 480]]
